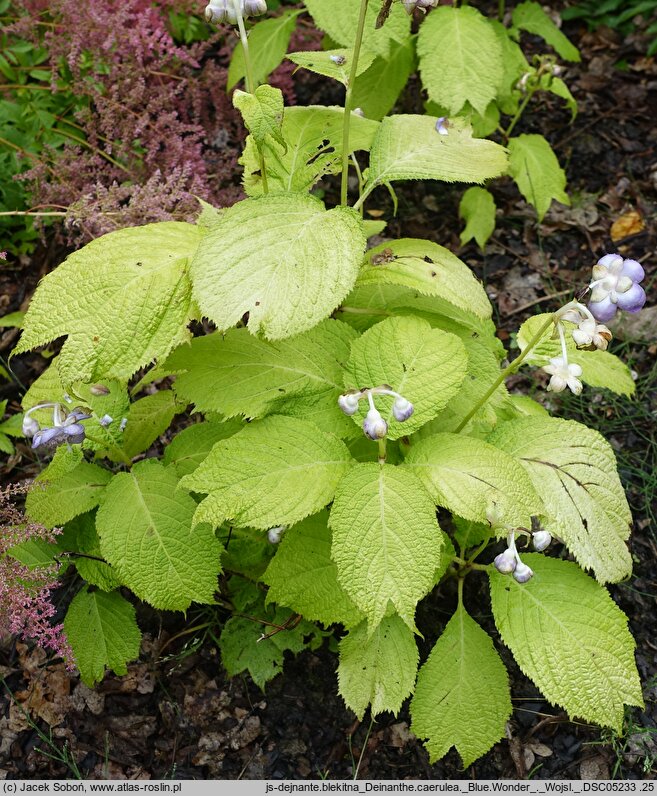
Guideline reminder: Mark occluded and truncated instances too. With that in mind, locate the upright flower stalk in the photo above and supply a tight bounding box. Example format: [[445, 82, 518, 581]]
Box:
[[340, 0, 370, 206]]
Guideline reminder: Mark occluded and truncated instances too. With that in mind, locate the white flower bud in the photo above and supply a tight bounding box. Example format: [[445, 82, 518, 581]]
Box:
[[267, 525, 285, 544], [513, 562, 534, 583], [329, 54, 346, 65], [494, 549, 517, 575], [99, 414, 114, 427], [243, 0, 267, 16], [363, 408, 387, 440], [435, 117, 449, 135], [532, 530, 552, 552], [338, 393, 360, 416], [392, 396, 414, 423], [22, 415, 40, 438], [90, 384, 110, 396], [543, 357, 583, 395]]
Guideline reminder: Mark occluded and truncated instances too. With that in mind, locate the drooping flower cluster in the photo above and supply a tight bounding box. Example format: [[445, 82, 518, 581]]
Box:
[[402, 0, 439, 14], [488, 507, 552, 584], [338, 386, 414, 440], [588, 253, 646, 323], [205, 0, 267, 24], [22, 402, 91, 451], [0, 484, 73, 665]]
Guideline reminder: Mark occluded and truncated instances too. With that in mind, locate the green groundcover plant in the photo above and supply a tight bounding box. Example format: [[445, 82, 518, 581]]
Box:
[[7, 0, 649, 768]]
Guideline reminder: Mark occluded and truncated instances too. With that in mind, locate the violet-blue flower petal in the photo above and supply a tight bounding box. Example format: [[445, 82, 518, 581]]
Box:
[[616, 283, 646, 313], [620, 259, 645, 283], [62, 423, 86, 444], [588, 296, 617, 323], [32, 427, 66, 450]]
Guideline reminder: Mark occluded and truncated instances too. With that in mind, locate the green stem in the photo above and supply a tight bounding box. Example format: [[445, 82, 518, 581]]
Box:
[[504, 89, 534, 141], [233, 1, 269, 194], [340, 0, 369, 206], [352, 181, 375, 213], [378, 437, 386, 465], [498, 0, 505, 20], [454, 313, 556, 433]]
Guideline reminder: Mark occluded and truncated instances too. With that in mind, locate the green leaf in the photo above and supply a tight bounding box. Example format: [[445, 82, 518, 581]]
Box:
[[417, 7, 504, 115], [517, 313, 635, 396], [489, 20, 530, 114], [96, 460, 223, 610], [490, 554, 642, 730], [452, 517, 492, 554], [162, 420, 244, 477], [287, 48, 375, 86], [232, 85, 286, 150], [167, 320, 356, 419], [366, 115, 508, 188], [338, 615, 418, 719], [220, 526, 275, 581], [540, 74, 577, 120], [358, 238, 492, 320], [263, 511, 363, 629], [62, 513, 121, 592], [488, 417, 633, 583], [121, 390, 180, 459], [329, 463, 442, 631], [181, 416, 352, 530], [345, 316, 468, 441], [304, 0, 411, 59], [508, 134, 569, 221], [241, 106, 379, 195], [9, 538, 61, 569], [0, 434, 14, 455], [14, 223, 201, 385], [512, 1, 581, 62], [351, 38, 416, 121], [190, 194, 366, 340], [26, 460, 112, 529], [459, 186, 496, 250], [411, 604, 512, 766], [0, 310, 24, 328], [227, 10, 302, 90], [404, 432, 542, 527], [64, 588, 141, 686]]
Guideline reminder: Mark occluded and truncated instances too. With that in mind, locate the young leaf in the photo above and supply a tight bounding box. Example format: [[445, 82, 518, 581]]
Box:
[[121, 390, 180, 459], [358, 238, 492, 319], [489, 20, 530, 114], [366, 115, 508, 188], [404, 432, 542, 528], [163, 420, 244, 477], [345, 316, 468, 440], [190, 194, 366, 340], [338, 615, 418, 720], [517, 313, 635, 396], [263, 511, 363, 629], [14, 223, 201, 385], [64, 588, 141, 687], [411, 604, 512, 766], [540, 74, 577, 120], [166, 320, 356, 419], [286, 48, 375, 87], [511, 1, 581, 62], [241, 106, 379, 196], [96, 460, 223, 610], [227, 10, 302, 90], [180, 416, 352, 530], [232, 85, 286, 150], [417, 7, 504, 115], [489, 554, 642, 730], [508, 134, 569, 221], [26, 460, 112, 529], [488, 417, 632, 583], [459, 186, 496, 250], [303, 0, 410, 59], [329, 463, 442, 631], [351, 38, 416, 121]]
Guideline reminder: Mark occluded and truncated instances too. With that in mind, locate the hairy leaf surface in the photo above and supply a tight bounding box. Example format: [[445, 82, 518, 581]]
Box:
[[351, 38, 416, 121], [490, 555, 642, 729], [162, 420, 244, 477], [411, 605, 511, 766], [459, 186, 496, 250], [121, 390, 180, 459], [233, 85, 285, 150], [508, 134, 569, 221], [286, 49, 375, 86], [488, 417, 632, 583]]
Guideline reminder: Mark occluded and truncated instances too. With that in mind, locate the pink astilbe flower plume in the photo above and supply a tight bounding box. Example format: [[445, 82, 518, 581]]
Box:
[[0, 484, 73, 666]]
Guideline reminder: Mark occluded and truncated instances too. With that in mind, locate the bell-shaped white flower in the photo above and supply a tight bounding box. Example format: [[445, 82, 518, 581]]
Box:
[[22, 415, 40, 438], [513, 561, 534, 583], [243, 0, 267, 16], [338, 393, 360, 416], [494, 549, 517, 575], [532, 530, 552, 552], [392, 395, 414, 422], [363, 407, 388, 440], [571, 318, 612, 351], [543, 357, 583, 395]]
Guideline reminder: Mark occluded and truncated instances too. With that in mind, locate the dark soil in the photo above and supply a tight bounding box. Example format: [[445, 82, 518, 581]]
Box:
[[1, 6, 656, 782]]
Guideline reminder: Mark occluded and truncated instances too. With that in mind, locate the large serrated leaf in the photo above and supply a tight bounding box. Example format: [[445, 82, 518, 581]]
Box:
[[358, 239, 491, 319], [233, 85, 285, 150], [508, 134, 569, 221], [351, 38, 416, 121], [241, 106, 379, 196], [417, 7, 504, 115], [163, 420, 244, 477], [366, 115, 508, 188], [490, 554, 642, 730], [64, 588, 141, 686], [287, 48, 375, 87], [411, 604, 512, 766], [404, 432, 542, 527], [345, 316, 468, 441], [14, 223, 200, 385], [517, 313, 635, 396], [96, 460, 222, 610], [488, 417, 632, 583], [329, 464, 442, 631], [190, 194, 366, 340], [263, 511, 363, 629], [181, 416, 352, 530], [167, 320, 356, 419], [338, 615, 418, 719], [512, 1, 580, 62], [121, 390, 180, 459]]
